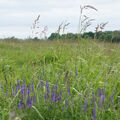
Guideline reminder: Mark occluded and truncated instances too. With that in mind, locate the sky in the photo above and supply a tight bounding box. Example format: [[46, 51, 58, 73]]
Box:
[[0, 0, 120, 38]]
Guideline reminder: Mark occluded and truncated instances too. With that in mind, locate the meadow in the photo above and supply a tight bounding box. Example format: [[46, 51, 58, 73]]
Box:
[[0, 39, 120, 120]]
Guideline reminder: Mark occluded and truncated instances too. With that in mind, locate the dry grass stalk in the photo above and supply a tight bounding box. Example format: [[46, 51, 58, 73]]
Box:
[[78, 5, 97, 39], [31, 15, 40, 35], [57, 22, 64, 34], [100, 22, 108, 31], [94, 22, 108, 39], [63, 21, 70, 34], [31, 15, 49, 39], [84, 5, 98, 11], [41, 26, 48, 39]]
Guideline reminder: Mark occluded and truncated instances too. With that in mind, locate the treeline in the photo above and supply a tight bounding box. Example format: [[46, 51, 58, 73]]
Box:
[[1, 30, 120, 42], [48, 30, 120, 42]]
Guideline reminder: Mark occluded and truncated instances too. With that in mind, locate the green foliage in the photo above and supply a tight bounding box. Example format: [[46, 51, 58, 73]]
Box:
[[82, 32, 94, 39], [48, 30, 120, 42], [48, 33, 60, 40], [48, 33, 78, 40], [112, 31, 120, 42], [33, 37, 40, 41], [98, 31, 112, 42], [0, 40, 120, 120], [66, 33, 78, 40], [1, 37, 21, 42]]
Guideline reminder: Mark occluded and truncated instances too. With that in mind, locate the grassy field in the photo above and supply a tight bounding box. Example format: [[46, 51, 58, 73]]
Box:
[[0, 39, 120, 120]]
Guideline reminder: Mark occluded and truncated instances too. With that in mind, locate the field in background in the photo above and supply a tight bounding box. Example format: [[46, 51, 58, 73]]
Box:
[[0, 39, 120, 120]]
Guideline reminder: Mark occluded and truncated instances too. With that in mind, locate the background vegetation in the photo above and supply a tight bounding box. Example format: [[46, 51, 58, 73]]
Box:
[[48, 30, 120, 42]]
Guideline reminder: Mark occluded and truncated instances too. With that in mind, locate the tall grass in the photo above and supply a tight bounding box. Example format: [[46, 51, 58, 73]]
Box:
[[0, 40, 120, 120]]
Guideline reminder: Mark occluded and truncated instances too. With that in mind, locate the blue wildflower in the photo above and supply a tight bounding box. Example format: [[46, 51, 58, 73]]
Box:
[[26, 84, 31, 95], [12, 88, 14, 96], [41, 80, 44, 86], [58, 91, 62, 101], [98, 88, 102, 97], [59, 96, 61, 101], [32, 95, 37, 103], [51, 88, 54, 101], [92, 92, 95, 102], [15, 84, 18, 95], [55, 84, 58, 89], [45, 92, 48, 101], [84, 95, 87, 112], [46, 81, 50, 92], [68, 87, 71, 95], [21, 80, 25, 95], [31, 80, 34, 91], [92, 103, 96, 120], [54, 93, 57, 102], [1, 82, 3, 90], [6, 90, 8, 96], [26, 95, 32, 108], [111, 91, 116, 103], [18, 100, 24, 109], [75, 70, 78, 76]]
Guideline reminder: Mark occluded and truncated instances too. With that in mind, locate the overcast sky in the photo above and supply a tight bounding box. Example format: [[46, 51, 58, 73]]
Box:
[[0, 0, 120, 38]]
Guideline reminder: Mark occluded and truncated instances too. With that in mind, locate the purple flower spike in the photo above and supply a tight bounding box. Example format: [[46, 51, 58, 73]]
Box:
[[51, 88, 54, 101], [75, 70, 78, 76], [19, 100, 24, 109], [54, 94, 57, 102], [26, 96, 32, 108], [59, 96, 61, 101], [21, 87, 24, 95], [98, 88, 102, 97], [92, 104, 96, 120], [1, 82, 3, 90], [41, 80, 44, 86], [101, 94, 105, 101], [84, 95, 87, 112], [46, 81, 49, 88], [6, 90, 8, 96], [23, 80, 25, 87], [31, 81, 34, 91], [111, 91, 116, 103], [21, 80, 25, 95], [45, 92, 48, 101], [54, 83, 58, 102], [33, 95, 37, 103], [46, 81, 50, 92], [55, 84, 58, 89], [15, 84, 18, 95], [68, 87, 71, 95], [59, 91, 62, 101], [12, 88, 14, 96], [26, 84, 31, 95], [99, 87, 105, 107]]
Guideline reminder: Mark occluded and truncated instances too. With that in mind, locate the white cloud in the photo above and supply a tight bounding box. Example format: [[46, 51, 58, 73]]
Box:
[[0, 0, 120, 38]]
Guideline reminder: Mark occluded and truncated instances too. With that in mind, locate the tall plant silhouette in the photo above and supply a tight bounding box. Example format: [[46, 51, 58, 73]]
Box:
[[78, 5, 97, 40]]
